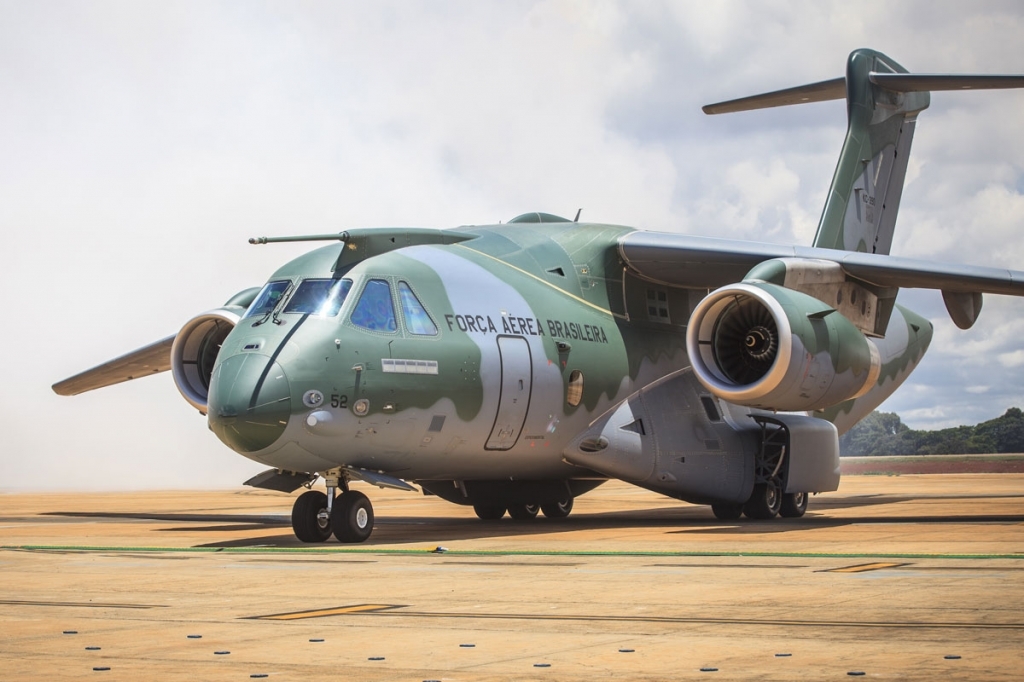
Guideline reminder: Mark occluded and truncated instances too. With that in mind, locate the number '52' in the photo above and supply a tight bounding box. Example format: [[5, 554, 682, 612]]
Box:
[[330, 394, 348, 409]]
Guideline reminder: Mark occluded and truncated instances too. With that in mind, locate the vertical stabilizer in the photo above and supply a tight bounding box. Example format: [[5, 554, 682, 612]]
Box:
[[703, 48, 1024, 255], [813, 49, 928, 254]]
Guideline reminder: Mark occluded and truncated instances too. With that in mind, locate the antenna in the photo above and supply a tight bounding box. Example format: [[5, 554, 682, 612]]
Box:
[[249, 232, 349, 245], [574, 208, 582, 223]]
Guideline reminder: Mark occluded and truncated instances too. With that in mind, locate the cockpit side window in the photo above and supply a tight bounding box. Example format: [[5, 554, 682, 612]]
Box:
[[284, 278, 352, 317], [243, 280, 291, 319], [398, 282, 437, 336], [351, 279, 397, 332]]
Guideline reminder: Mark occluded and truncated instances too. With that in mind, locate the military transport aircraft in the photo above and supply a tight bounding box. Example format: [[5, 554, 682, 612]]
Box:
[[55, 49, 1024, 543]]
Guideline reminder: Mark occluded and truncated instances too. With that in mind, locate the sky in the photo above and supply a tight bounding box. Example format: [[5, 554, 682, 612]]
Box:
[[2, 1, 1023, 491]]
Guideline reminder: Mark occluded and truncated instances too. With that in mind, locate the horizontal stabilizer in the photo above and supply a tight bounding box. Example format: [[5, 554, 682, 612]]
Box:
[[52, 335, 175, 396], [869, 73, 1024, 92], [703, 77, 845, 114], [703, 73, 1024, 115]]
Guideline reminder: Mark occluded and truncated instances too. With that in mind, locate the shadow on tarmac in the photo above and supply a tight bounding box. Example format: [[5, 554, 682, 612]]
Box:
[[39, 490, 1024, 549]]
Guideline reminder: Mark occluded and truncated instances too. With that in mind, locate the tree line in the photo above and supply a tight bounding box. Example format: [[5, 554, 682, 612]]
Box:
[[838, 407, 1024, 456]]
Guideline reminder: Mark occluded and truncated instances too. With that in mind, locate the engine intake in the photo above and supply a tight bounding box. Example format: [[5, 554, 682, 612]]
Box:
[[171, 309, 241, 413], [686, 283, 881, 411]]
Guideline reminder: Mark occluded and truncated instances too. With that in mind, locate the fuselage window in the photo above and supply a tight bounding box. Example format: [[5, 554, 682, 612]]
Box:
[[398, 282, 437, 336], [567, 369, 584, 407], [284, 278, 352, 317], [351, 279, 397, 332], [243, 280, 291, 319]]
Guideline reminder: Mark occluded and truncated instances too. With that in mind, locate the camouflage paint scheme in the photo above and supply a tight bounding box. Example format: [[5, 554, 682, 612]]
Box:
[[211, 218, 684, 480], [53, 49, 1024, 539]]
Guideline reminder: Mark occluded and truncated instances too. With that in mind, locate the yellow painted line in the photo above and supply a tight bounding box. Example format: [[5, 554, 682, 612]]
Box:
[[453, 244, 614, 317], [826, 562, 908, 573], [250, 604, 400, 620]]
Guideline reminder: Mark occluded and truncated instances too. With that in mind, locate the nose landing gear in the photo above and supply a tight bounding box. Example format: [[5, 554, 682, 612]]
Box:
[[290, 472, 375, 543]]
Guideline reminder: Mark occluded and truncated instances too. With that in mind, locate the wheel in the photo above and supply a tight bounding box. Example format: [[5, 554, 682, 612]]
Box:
[[473, 503, 506, 520], [507, 503, 540, 520], [291, 490, 333, 543], [541, 498, 573, 519], [711, 502, 743, 520], [779, 491, 808, 518], [743, 480, 782, 520], [331, 490, 374, 543]]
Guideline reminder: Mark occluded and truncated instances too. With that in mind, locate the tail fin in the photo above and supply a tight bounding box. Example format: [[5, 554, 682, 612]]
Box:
[[704, 48, 1024, 255]]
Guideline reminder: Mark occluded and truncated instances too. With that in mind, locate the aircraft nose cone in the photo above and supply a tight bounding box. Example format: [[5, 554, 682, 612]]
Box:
[[207, 353, 291, 453]]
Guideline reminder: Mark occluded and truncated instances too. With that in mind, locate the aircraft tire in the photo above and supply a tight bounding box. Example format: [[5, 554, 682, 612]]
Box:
[[779, 492, 808, 518], [291, 490, 333, 543], [541, 498, 573, 519], [473, 503, 506, 520], [711, 502, 743, 520], [743, 481, 782, 520], [507, 503, 540, 520], [331, 490, 374, 543]]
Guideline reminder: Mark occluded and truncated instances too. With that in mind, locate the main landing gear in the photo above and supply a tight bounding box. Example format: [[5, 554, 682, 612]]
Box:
[[713, 485, 808, 521], [291, 474, 374, 543], [473, 497, 574, 521], [712, 418, 810, 522]]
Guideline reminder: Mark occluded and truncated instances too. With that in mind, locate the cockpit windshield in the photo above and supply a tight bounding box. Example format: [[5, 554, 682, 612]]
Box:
[[243, 280, 291, 319], [283, 278, 353, 317]]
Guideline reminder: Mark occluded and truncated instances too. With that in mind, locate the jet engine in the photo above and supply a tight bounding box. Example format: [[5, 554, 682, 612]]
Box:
[[171, 309, 241, 413], [686, 282, 881, 411]]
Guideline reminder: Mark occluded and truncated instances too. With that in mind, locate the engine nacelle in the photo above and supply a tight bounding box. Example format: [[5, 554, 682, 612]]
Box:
[[686, 282, 881, 412], [171, 308, 241, 413]]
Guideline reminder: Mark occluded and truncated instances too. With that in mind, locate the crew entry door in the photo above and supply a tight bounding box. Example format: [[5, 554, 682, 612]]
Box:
[[485, 336, 533, 450]]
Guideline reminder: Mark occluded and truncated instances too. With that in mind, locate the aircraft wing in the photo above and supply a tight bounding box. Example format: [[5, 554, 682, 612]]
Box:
[[618, 231, 1024, 296], [52, 335, 175, 396]]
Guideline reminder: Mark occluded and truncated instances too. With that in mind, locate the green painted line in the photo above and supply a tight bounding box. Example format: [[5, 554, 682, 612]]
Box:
[[2, 545, 1022, 560]]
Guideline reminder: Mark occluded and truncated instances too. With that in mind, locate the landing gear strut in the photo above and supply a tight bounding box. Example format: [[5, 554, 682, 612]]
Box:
[[743, 417, 787, 520]]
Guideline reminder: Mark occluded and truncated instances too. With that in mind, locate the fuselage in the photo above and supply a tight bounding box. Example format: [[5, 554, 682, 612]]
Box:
[[206, 219, 695, 480]]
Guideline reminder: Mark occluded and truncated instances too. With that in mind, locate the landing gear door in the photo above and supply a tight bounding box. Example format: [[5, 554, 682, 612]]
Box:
[[485, 336, 533, 451]]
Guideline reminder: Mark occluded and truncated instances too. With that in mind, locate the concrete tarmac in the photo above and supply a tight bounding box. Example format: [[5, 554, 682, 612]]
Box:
[[2, 474, 1024, 680]]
